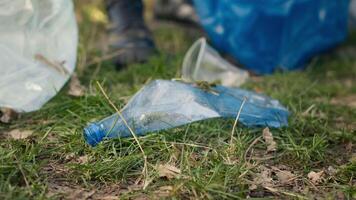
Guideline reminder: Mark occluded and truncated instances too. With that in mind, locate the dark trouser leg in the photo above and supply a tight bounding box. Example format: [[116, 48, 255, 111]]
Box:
[[154, 0, 198, 24], [106, 0, 156, 68]]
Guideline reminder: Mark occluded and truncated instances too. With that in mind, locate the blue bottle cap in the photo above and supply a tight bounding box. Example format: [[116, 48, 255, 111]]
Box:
[[83, 123, 105, 146]]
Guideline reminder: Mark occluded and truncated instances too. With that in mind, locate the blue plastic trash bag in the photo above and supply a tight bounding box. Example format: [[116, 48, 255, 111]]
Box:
[[193, 0, 350, 74], [84, 80, 289, 146]]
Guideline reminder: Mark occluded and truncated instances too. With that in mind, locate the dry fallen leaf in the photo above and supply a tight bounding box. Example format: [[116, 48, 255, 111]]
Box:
[[156, 164, 181, 179], [67, 189, 96, 200], [331, 95, 356, 108], [68, 73, 86, 97], [47, 181, 126, 200], [249, 184, 258, 190], [78, 155, 89, 164], [154, 186, 173, 198], [65, 154, 90, 164], [6, 129, 33, 140], [326, 166, 337, 176], [345, 141, 353, 153], [270, 166, 297, 185], [250, 166, 274, 190], [275, 170, 295, 184], [0, 108, 18, 123], [307, 170, 324, 184], [262, 127, 277, 152], [65, 153, 76, 161], [259, 167, 273, 187], [159, 186, 173, 191]]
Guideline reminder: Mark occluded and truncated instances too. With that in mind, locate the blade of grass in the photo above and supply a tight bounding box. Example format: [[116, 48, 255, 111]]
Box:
[[96, 81, 150, 189], [230, 97, 247, 145]]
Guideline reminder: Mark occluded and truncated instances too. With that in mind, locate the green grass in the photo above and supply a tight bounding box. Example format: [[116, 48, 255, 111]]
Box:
[[1, 2, 356, 199]]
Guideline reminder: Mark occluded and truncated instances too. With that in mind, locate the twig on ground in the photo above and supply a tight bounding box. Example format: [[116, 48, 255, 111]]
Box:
[[264, 186, 308, 199], [34, 54, 69, 75], [87, 50, 124, 67], [244, 136, 262, 162], [168, 141, 218, 155]]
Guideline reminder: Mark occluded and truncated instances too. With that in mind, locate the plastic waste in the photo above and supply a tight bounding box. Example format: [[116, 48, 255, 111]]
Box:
[[193, 0, 350, 74], [84, 80, 289, 146], [182, 37, 249, 87], [0, 0, 78, 112]]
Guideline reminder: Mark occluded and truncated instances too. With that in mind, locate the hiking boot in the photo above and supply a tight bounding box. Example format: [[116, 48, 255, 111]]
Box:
[[154, 0, 199, 25], [106, 0, 156, 68]]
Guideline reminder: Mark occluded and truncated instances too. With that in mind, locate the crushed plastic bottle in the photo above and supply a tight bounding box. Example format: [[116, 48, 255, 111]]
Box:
[[193, 0, 350, 74], [84, 80, 289, 146], [0, 0, 78, 112]]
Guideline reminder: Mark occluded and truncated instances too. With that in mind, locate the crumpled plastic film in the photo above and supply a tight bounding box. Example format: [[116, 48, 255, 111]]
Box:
[[0, 0, 78, 112], [193, 0, 350, 74], [84, 80, 289, 146]]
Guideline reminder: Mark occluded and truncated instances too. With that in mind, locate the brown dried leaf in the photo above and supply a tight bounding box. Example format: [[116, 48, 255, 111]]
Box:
[[0, 108, 18, 123], [275, 170, 295, 184], [68, 73, 86, 97], [65, 153, 76, 161], [248, 184, 258, 191], [259, 168, 273, 187], [331, 95, 356, 108], [67, 189, 95, 200], [64, 154, 89, 164], [156, 164, 181, 179], [6, 129, 33, 140], [307, 170, 324, 184], [250, 166, 274, 190], [345, 141, 353, 153], [78, 155, 89, 164], [154, 186, 173, 198], [262, 127, 277, 152], [159, 186, 173, 191], [326, 166, 337, 176]]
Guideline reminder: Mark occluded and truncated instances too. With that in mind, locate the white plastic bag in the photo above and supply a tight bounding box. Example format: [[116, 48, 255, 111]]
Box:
[[0, 0, 78, 112]]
